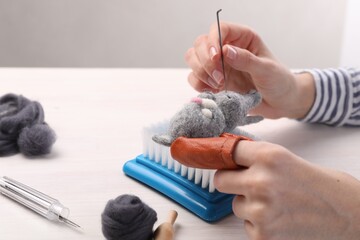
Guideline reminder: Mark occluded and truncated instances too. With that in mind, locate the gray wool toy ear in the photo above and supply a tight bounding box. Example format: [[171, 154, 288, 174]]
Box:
[[215, 90, 263, 132], [152, 90, 263, 146]]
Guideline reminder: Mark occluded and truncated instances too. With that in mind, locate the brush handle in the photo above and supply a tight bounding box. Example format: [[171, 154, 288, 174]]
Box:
[[123, 156, 235, 222]]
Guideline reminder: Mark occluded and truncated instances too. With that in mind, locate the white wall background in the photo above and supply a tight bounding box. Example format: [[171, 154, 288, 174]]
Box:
[[0, 0, 347, 68], [340, 0, 360, 67]]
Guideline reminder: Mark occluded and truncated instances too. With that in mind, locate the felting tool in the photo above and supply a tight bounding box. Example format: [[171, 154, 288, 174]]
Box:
[[154, 210, 178, 240], [0, 176, 80, 228], [216, 9, 227, 91]]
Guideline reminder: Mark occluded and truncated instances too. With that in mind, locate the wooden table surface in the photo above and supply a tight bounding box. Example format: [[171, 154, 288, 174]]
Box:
[[0, 68, 359, 240]]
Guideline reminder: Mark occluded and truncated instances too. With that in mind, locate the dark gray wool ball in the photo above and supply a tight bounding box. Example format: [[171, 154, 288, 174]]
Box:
[[101, 194, 157, 240], [18, 124, 56, 156], [0, 93, 56, 157]]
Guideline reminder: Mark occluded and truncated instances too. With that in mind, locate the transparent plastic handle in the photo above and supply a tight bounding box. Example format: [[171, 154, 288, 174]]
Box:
[[0, 177, 66, 221]]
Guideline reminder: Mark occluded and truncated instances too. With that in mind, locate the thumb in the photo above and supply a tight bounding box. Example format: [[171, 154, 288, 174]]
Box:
[[223, 44, 267, 76]]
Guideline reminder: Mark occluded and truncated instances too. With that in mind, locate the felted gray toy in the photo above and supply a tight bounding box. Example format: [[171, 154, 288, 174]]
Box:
[[152, 90, 263, 146]]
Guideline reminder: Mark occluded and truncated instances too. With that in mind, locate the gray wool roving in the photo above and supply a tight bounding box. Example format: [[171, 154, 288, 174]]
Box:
[[101, 194, 158, 240], [152, 90, 263, 146], [0, 93, 56, 157]]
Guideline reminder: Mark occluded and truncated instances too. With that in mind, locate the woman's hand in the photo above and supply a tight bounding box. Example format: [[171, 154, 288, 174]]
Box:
[[214, 140, 360, 240], [185, 22, 315, 119], [171, 135, 360, 239]]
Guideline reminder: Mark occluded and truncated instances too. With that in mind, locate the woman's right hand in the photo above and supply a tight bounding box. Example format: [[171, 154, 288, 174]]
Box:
[[185, 22, 315, 119]]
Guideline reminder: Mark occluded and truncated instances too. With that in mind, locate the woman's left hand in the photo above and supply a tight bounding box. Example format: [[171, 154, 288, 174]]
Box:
[[214, 140, 360, 240], [171, 135, 360, 239]]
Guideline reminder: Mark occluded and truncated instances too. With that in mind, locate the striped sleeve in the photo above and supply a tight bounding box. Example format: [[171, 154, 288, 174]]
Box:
[[299, 67, 360, 127]]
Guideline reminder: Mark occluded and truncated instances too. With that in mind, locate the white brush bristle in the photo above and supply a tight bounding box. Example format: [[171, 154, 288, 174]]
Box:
[[143, 120, 216, 193]]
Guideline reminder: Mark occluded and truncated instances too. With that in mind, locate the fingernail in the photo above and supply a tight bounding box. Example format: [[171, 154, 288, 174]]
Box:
[[207, 77, 219, 89], [210, 46, 217, 61], [227, 45, 237, 60], [212, 70, 224, 84]]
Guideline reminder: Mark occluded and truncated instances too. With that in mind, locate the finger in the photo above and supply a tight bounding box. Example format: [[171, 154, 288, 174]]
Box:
[[223, 44, 268, 77], [232, 195, 251, 220], [244, 220, 255, 233], [208, 22, 257, 54], [187, 72, 219, 92], [244, 220, 261, 240], [214, 169, 248, 194], [233, 141, 283, 169], [185, 48, 221, 89], [234, 195, 273, 238], [193, 34, 224, 87], [232, 140, 261, 167]]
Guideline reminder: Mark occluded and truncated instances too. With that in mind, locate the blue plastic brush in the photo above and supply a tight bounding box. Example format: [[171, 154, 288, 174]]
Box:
[[123, 121, 234, 222]]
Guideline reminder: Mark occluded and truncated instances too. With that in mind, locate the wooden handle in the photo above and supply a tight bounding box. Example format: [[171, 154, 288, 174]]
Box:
[[153, 210, 178, 240], [167, 210, 178, 225]]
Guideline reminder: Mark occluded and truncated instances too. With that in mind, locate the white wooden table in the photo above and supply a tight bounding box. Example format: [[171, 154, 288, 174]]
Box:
[[0, 68, 359, 240]]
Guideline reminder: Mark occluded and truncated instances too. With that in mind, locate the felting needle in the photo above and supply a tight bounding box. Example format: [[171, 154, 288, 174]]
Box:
[[216, 9, 227, 92]]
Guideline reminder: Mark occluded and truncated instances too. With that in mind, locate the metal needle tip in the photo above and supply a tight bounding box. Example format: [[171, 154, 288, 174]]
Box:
[[216, 9, 226, 92], [60, 216, 81, 228]]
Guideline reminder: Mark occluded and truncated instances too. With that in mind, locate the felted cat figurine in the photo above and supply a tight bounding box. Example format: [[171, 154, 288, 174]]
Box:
[[152, 90, 263, 146]]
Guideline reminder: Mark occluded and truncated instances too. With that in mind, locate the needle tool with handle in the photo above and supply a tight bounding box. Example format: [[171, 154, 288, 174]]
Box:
[[154, 210, 178, 240], [0, 176, 80, 228], [217, 9, 227, 92]]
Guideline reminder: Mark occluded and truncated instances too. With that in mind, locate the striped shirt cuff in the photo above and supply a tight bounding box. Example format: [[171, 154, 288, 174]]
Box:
[[298, 68, 360, 127]]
